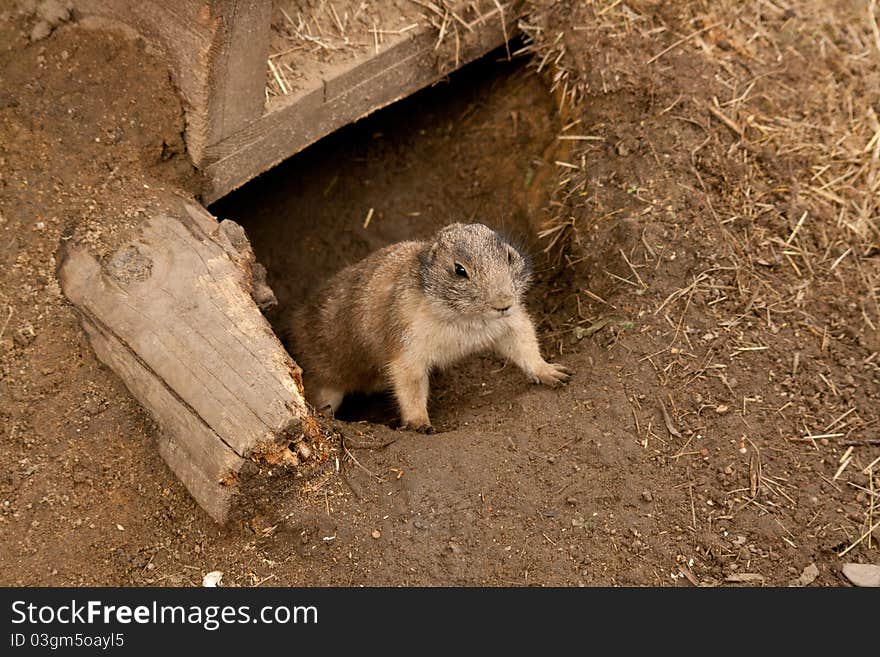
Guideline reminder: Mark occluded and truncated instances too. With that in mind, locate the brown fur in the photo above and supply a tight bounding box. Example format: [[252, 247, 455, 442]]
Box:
[[284, 223, 572, 431], [287, 241, 419, 398]]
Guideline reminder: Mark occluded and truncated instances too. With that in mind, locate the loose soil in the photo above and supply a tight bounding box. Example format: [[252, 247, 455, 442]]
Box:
[[1, 1, 878, 586]]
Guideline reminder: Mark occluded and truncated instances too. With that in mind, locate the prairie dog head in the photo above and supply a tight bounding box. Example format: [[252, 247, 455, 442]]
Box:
[[418, 223, 532, 320]]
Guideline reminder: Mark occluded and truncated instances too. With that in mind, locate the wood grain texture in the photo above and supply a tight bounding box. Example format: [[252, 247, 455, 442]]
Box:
[[73, 1, 520, 198], [201, 2, 521, 202], [58, 194, 308, 522], [203, 1, 272, 144]]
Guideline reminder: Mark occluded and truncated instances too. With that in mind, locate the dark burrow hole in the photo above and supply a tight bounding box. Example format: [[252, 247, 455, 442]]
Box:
[[211, 43, 562, 429]]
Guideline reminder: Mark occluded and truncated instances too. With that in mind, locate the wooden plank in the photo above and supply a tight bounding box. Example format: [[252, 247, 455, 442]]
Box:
[[201, 2, 519, 202], [58, 195, 308, 457], [203, 1, 272, 143]]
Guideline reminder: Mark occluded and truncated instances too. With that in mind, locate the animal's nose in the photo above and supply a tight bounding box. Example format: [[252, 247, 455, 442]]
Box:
[[492, 295, 515, 312]]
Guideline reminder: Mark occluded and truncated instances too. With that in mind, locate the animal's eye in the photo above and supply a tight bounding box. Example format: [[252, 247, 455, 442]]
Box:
[[507, 248, 513, 264], [454, 263, 469, 278]]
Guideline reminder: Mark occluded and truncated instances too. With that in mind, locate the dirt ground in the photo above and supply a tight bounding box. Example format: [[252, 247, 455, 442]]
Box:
[[1, 1, 879, 586]]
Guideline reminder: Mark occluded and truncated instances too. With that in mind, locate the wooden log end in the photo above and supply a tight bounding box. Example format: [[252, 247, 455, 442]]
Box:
[[58, 191, 308, 523]]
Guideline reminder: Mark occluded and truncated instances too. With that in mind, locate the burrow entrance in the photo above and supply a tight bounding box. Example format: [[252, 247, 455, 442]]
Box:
[[211, 47, 564, 429]]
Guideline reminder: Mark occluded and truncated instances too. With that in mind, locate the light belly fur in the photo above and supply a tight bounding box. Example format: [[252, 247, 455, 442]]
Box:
[[405, 311, 511, 370]]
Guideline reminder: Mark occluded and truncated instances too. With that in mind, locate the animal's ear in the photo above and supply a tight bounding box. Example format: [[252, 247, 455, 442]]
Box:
[[419, 242, 439, 267]]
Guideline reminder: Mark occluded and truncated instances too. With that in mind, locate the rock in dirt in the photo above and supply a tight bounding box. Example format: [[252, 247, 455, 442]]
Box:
[[28, 0, 70, 41], [14, 322, 36, 347], [616, 139, 637, 157], [790, 562, 819, 587], [202, 571, 223, 587], [29, 19, 51, 41], [842, 563, 880, 587], [36, 0, 70, 26]]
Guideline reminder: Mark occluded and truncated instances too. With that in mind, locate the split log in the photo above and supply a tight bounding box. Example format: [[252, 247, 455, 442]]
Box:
[[58, 193, 309, 523]]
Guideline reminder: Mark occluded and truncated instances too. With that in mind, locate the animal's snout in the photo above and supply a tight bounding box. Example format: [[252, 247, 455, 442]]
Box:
[[491, 295, 515, 313]]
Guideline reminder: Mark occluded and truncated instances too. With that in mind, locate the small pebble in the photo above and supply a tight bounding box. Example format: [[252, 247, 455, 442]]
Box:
[[29, 20, 51, 42], [36, 0, 70, 26], [371, 529, 381, 539], [641, 490, 653, 502], [14, 323, 36, 347], [842, 563, 880, 587], [202, 571, 223, 587]]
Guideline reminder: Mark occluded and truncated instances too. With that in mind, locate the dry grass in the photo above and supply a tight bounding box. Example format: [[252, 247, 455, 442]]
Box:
[[524, 0, 879, 247], [523, 0, 880, 566], [266, 0, 424, 99], [265, 0, 512, 99], [523, 0, 879, 330]]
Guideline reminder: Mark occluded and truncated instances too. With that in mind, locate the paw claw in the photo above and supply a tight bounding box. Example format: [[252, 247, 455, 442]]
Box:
[[402, 422, 435, 434], [533, 361, 573, 387]]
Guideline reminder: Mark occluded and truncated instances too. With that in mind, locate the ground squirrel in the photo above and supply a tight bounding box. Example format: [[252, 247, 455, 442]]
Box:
[[284, 223, 572, 432]]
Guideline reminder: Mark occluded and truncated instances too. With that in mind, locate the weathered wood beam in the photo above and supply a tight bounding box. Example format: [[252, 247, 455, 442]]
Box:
[[72, 1, 522, 202], [58, 193, 308, 522], [201, 2, 520, 202]]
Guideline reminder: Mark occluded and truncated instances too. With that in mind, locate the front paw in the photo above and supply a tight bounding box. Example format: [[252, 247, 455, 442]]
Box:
[[316, 404, 335, 418], [531, 361, 573, 387], [401, 422, 435, 435], [400, 412, 435, 434]]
